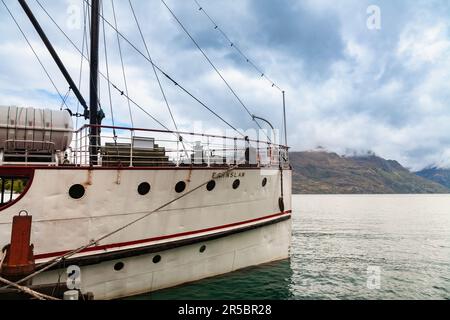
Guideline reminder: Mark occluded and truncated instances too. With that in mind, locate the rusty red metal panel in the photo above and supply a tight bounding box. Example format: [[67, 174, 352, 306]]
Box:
[[8, 215, 32, 266], [1, 214, 35, 281]]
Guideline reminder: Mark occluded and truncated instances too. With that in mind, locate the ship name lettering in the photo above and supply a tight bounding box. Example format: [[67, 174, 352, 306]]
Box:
[[212, 172, 245, 179]]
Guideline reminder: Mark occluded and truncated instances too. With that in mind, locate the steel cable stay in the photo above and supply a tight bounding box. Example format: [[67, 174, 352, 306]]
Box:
[[59, 87, 72, 111], [192, 0, 289, 146], [75, 0, 88, 129], [110, 0, 134, 129], [161, 0, 272, 143], [34, 0, 177, 134], [193, 0, 283, 93], [38, 0, 245, 139], [81, 0, 245, 138], [100, 0, 116, 138], [34, 0, 105, 121], [128, 0, 190, 160], [0, 162, 247, 291], [1, 0, 71, 112]]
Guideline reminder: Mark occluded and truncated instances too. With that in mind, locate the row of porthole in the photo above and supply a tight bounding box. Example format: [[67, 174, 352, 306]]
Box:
[[69, 178, 269, 199], [138, 178, 269, 195], [113, 245, 207, 271]]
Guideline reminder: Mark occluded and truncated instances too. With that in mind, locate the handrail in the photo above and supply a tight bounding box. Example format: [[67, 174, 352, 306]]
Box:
[[76, 124, 290, 149]]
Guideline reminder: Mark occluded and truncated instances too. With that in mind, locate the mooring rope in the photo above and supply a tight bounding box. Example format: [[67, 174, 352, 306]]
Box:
[[0, 276, 60, 300]]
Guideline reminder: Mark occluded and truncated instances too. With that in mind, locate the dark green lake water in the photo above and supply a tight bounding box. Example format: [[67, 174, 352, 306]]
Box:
[[132, 195, 450, 300]]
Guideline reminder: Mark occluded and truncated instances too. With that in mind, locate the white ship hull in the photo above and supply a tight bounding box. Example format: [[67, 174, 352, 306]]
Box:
[[0, 167, 292, 299], [34, 218, 291, 300]]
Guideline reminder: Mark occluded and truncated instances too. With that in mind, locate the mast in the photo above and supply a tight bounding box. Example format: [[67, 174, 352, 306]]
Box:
[[282, 91, 288, 147], [89, 0, 101, 165], [17, 0, 89, 119]]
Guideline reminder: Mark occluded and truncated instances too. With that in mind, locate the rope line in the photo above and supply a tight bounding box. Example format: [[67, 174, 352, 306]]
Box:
[[0, 276, 60, 300], [35, 0, 103, 118], [41, 0, 245, 139], [1, 0, 70, 110], [101, 0, 116, 136], [34, 0, 175, 132], [84, 0, 244, 137], [161, 0, 269, 141], [128, 0, 189, 158], [75, 0, 88, 128], [111, 0, 134, 128], [193, 0, 283, 93]]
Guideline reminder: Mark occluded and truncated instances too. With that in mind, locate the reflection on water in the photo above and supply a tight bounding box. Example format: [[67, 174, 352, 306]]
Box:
[[132, 195, 450, 300]]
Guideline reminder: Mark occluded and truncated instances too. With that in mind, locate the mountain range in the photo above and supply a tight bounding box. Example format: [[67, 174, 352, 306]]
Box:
[[415, 167, 450, 189], [290, 151, 450, 194]]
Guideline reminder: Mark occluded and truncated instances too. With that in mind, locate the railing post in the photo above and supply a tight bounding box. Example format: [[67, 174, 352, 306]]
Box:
[[130, 130, 134, 167], [234, 138, 237, 165], [74, 130, 78, 166], [207, 137, 211, 167], [269, 143, 272, 167], [257, 140, 260, 167], [176, 139, 180, 167], [85, 127, 88, 166]]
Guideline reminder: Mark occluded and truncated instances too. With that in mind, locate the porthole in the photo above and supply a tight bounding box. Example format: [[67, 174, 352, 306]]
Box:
[[114, 262, 124, 271], [175, 181, 186, 193], [153, 255, 162, 264], [199, 245, 207, 253], [69, 184, 85, 200], [138, 182, 151, 195], [206, 180, 216, 192], [232, 179, 240, 190], [262, 178, 268, 187]]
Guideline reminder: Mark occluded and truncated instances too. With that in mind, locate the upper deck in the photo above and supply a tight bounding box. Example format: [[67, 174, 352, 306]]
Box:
[[0, 124, 290, 170]]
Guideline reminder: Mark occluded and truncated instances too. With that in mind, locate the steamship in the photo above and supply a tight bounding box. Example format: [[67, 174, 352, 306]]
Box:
[[0, 0, 292, 300]]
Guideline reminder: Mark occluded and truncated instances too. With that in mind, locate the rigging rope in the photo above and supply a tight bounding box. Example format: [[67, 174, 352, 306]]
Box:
[[0, 276, 59, 300], [1, 0, 70, 111], [193, 0, 283, 93], [161, 0, 270, 141], [35, 0, 102, 119], [33, 0, 245, 138], [82, 0, 245, 138], [101, 0, 116, 137], [35, 0, 172, 132], [128, 0, 189, 158], [111, 0, 134, 128], [193, 0, 289, 146], [59, 87, 72, 111], [75, 0, 88, 129]]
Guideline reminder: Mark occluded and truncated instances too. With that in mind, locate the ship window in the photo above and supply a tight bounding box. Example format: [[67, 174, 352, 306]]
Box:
[[153, 255, 162, 264], [206, 180, 216, 192], [200, 245, 207, 253], [69, 184, 85, 200], [232, 179, 240, 190], [262, 178, 268, 187], [114, 262, 124, 271], [138, 182, 151, 196], [175, 181, 186, 193], [0, 177, 30, 208]]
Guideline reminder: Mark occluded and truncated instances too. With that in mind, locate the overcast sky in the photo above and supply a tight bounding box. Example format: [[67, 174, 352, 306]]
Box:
[[1, 0, 450, 170]]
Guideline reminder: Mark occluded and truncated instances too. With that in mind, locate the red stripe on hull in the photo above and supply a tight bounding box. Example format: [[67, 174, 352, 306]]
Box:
[[34, 210, 292, 260]]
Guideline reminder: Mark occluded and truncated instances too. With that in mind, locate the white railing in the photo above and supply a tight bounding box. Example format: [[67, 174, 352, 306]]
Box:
[[68, 125, 290, 168]]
